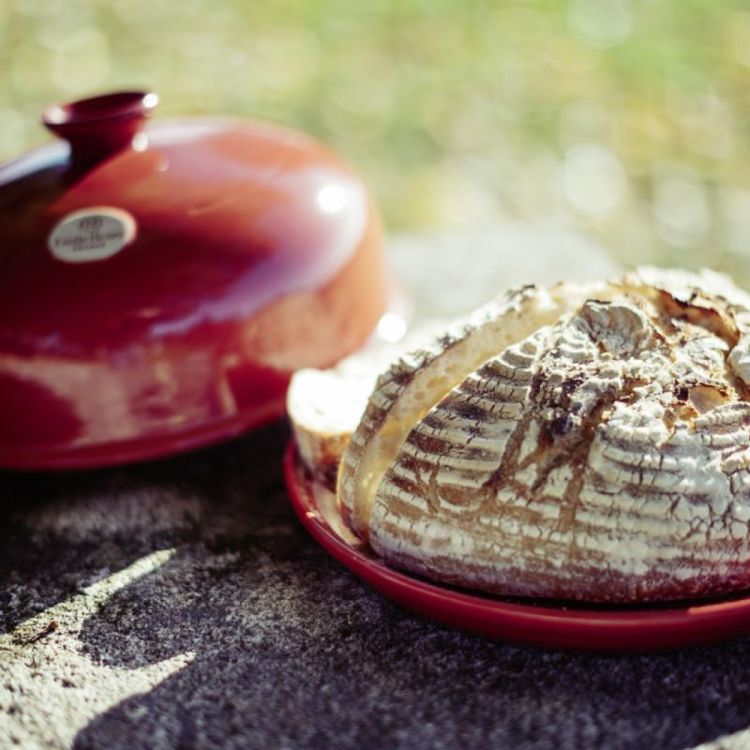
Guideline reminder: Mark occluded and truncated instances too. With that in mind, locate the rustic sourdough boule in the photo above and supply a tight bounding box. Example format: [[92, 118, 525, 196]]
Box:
[[300, 268, 750, 603]]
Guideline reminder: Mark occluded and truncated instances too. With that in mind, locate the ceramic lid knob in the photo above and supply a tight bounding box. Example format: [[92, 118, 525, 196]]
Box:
[[42, 91, 159, 167]]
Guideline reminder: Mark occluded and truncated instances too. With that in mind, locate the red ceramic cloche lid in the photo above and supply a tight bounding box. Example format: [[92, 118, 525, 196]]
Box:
[[0, 91, 387, 469]]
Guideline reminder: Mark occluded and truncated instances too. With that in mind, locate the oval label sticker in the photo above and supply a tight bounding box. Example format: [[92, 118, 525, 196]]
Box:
[[48, 207, 137, 263]]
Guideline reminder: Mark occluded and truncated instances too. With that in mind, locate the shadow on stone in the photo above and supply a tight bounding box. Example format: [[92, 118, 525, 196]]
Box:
[[72, 559, 750, 750], [0, 420, 290, 634]]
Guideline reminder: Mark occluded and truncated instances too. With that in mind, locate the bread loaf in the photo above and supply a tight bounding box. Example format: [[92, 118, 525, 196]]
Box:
[[334, 268, 750, 602]]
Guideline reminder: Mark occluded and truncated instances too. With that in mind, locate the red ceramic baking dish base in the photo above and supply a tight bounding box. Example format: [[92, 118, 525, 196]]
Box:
[[284, 442, 750, 652], [0, 398, 286, 471]]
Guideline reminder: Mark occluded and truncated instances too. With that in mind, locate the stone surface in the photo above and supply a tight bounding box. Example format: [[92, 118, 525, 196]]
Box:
[[3, 227, 750, 750]]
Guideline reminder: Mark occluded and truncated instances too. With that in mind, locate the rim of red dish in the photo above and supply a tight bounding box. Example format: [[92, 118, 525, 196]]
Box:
[[283, 441, 750, 652], [0, 399, 287, 472]]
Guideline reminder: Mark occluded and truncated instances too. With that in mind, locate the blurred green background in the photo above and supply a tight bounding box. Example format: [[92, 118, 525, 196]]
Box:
[[3, 0, 750, 279]]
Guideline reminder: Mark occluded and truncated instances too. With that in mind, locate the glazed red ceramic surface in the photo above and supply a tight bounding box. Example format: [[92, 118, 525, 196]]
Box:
[[0, 91, 386, 469], [284, 442, 750, 651]]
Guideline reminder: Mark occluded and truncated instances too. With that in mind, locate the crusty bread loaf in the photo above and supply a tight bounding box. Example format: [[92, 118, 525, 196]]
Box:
[[290, 269, 750, 603], [331, 268, 750, 603]]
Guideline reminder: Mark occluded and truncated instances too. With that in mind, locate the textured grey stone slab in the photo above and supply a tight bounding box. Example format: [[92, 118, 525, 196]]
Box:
[[3, 424, 750, 750], [3, 228, 749, 750]]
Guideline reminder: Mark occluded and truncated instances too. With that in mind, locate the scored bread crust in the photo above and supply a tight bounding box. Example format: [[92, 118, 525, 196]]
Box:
[[337, 281, 608, 538], [361, 268, 750, 602], [288, 321, 450, 489]]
